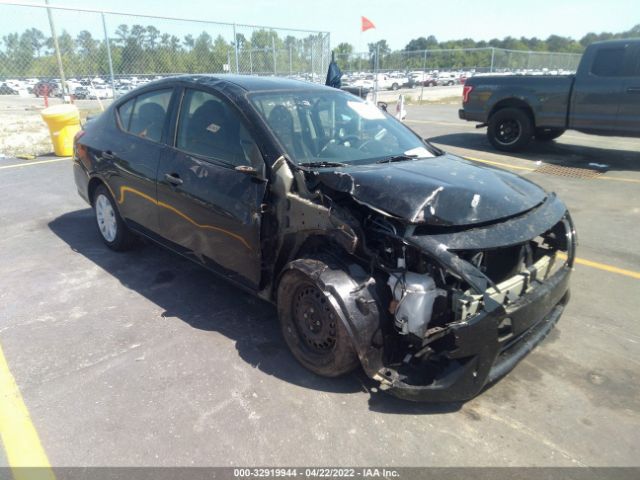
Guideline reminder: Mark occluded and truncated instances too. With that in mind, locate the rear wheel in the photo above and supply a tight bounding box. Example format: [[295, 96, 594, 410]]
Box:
[[487, 107, 533, 152], [277, 259, 359, 377], [535, 128, 565, 141], [391, 82, 399, 91], [93, 184, 135, 251]]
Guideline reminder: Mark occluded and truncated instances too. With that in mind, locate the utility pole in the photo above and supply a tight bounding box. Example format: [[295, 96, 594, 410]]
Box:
[[272, 36, 277, 75], [45, 0, 68, 100]]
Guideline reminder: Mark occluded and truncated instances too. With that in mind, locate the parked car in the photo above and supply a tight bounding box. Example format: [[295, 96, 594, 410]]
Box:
[[73, 75, 576, 402], [0, 82, 19, 95], [87, 85, 114, 99], [436, 72, 458, 86], [33, 80, 59, 97], [459, 39, 640, 151]]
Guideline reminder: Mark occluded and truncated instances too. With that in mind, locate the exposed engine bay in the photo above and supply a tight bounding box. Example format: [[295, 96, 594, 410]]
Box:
[[265, 154, 576, 401]]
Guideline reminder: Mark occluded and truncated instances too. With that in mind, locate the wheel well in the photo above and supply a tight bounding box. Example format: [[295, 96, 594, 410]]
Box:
[[489, 99, 535, 126], [87, 177, 105, 206], [271, 234, 358, 300]]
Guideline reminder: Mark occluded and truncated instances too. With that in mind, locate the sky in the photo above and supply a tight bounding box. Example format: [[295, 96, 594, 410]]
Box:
[[0, 0, 638, 51]]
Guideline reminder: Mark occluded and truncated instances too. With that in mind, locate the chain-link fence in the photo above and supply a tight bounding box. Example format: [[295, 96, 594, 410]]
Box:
[[0, 2, 330, 99], [336, 47, 582, 75]]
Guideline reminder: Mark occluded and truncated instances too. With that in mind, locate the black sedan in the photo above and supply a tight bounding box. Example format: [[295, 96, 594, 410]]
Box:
[[73, 75, 576, 402]]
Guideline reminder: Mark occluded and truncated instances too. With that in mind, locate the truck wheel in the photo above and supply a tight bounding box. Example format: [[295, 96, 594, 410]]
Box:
[[93, 184, 135, 251], [277, 258, 359, 378], [535, 128, 565, 141], [391, 82, 399, 91], [487, 108, 533, 152]]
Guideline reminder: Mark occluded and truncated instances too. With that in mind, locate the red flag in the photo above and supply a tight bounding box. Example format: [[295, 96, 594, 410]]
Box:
[[361, 16, 375, 32]]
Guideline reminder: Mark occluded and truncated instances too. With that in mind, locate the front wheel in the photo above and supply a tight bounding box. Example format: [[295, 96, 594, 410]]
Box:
[[93, 184, 135, 251], [535, 128, 565, 141], [277, 259, 359, 377], [487, 107, 533, 152]]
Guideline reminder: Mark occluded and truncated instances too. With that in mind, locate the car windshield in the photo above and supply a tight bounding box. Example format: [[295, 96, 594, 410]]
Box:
[[250, 89, 436, 166]]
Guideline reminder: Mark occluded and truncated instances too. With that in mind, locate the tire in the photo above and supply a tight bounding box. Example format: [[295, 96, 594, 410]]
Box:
[[391, 82, 399, 91], [535, 128, 565, 141], [277, 259, 359, 377], [487, 107, 534, 152], [93, 184, 135, 251]]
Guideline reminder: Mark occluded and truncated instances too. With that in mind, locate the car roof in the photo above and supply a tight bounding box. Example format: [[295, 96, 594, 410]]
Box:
[[147, 74, 331, 93]]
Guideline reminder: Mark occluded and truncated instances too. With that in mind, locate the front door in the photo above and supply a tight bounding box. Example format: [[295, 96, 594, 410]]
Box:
[[617, 45, 640, 135], [156, 87, 267, 289], [569, 44, 627, 134]]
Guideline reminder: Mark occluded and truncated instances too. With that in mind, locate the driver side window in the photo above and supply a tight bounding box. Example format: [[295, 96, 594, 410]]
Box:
[[176, 89, 251, 167]]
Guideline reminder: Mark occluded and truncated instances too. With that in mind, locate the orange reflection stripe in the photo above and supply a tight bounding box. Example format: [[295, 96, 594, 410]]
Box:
[[116, 185, 252, 251]]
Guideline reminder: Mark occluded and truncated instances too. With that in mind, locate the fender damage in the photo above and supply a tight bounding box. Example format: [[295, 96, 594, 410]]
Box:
[[267, 155, 576, 402]]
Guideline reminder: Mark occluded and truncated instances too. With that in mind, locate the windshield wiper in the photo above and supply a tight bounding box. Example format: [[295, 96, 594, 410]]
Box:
[[298, 161, 348, 168], [376, 154, 418, 164]]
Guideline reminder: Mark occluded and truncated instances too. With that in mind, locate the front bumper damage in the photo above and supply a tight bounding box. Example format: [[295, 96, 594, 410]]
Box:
[[307, 194, 577, 402], [379, 262, 571, 402]]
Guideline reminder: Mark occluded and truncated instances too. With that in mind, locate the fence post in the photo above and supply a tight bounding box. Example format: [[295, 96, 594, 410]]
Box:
[[420, 49, 427, 101], [233, 24, 239, 74], [373, 44, 379, 104], [272, 36, 277, 75], [101, 13, 117, 99], [289, 44, 292, 76], [490, 47, 495, 73], [249, 48, 253, 74], [45, 0, 68, 100], [310, 44, 314, 81]]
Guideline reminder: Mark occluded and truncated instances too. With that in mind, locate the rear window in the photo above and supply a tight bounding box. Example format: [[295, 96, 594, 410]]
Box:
[[591, 47, 626, 77], [117, 98, 134, 131], [117, 89, 172, 143]]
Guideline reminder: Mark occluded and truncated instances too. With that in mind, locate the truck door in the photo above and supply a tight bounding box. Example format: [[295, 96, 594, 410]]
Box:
[[569, 44, 627, 134], [617, 44, 640, 135]]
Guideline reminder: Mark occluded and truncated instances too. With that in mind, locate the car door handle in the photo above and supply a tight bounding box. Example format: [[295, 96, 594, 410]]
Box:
[[102, 150, 115, 160], [164, 173, 183, 186], [627, 87, 640, 94]]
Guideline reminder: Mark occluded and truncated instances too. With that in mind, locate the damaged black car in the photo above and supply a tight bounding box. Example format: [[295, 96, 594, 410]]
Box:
[[73, 75, 576, 402]]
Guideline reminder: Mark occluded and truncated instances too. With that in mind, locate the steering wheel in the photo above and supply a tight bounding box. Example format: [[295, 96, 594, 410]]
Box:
[[318, 135, 361, 156]]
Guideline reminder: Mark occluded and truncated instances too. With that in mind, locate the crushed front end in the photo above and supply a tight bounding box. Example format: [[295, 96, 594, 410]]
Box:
[[355, 194, 576, 402]]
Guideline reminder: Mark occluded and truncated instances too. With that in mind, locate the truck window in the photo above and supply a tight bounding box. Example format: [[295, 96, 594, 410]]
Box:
[[591, 47, 626, 77]]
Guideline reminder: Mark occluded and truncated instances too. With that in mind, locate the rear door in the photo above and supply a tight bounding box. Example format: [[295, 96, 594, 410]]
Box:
[[156, 87, 267, 289], [617, 44, 640, 134], [110, 87, 174, 234], [569, 45, 627, 133]]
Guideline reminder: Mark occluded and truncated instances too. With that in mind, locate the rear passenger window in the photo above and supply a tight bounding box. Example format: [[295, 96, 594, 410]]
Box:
[[117, 98, 134, 131], [122, 89, 172, 142], [175, 89, 250, 166], [591, 48, 626, 77]]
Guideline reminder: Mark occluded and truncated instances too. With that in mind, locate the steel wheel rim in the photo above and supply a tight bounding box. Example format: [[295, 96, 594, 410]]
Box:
[[95, 194, 117, 242], [496, 119, 521, 145], [292, 284, 337, 354]]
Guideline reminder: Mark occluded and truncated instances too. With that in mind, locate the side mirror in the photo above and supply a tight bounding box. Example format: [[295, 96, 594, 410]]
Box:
[[377, 101, 388, 112]]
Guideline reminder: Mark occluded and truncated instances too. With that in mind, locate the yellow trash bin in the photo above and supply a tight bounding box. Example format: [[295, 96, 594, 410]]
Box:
[[41, 104, 81, 157]]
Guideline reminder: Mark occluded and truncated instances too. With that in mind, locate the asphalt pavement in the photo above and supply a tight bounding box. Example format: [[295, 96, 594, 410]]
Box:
[[1, 103, 639, 468]]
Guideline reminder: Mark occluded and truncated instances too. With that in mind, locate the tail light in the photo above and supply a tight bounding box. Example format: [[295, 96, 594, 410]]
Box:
[[462, 85, 474, 103]]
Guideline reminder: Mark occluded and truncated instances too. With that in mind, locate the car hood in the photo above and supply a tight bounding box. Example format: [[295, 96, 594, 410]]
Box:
[[314, 154, 547, 226]]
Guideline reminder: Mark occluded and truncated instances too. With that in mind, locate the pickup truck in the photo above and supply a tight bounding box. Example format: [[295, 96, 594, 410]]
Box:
[[459, 39, 640, 151]]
